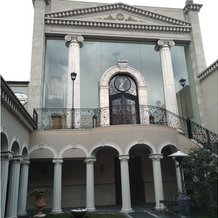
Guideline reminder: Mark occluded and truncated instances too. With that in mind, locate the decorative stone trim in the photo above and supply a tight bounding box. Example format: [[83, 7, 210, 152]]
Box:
[[45, 18, 191, 33], [183, 3, 203, 14], [197, 59, 218, 81], [45, 3, 191, 27], [149, 154, 163, 160], [1, 77, 36, 131], [1, 151, 13, 159], [154, 39, 175, 51]]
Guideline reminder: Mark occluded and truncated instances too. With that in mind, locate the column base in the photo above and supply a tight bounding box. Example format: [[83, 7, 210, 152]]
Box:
[[17, 211, 27, 216], [86, 207, 96, 212], [120, 208, 134, 213], [34, 214, 46, 217], [155, 206, 165, 210], [50, 209, 63, 214]]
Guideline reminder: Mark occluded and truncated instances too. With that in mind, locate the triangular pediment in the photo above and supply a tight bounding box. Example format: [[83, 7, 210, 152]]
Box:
[[45, 2, 191, 33]]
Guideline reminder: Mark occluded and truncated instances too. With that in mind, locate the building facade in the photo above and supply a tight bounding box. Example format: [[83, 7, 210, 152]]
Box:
[[1, 1, 218, 218]]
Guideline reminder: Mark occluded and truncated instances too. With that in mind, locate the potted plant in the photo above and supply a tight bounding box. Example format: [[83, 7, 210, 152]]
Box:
[[30, 188, 50, 217]]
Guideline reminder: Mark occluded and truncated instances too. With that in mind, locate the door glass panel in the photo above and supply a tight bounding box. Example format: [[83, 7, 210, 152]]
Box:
[[109, 74, 139, 125]]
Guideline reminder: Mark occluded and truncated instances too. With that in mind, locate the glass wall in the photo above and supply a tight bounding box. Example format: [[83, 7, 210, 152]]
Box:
[[43, 39, 68, 108], [80, 40, 165, 108], [44, 38, 195, 120]]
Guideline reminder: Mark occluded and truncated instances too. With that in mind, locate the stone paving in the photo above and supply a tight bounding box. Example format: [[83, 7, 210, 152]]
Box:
[[19, 205, 179, 218]]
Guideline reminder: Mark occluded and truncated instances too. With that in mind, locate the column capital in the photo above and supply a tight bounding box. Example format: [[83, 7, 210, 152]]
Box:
[[1, 151, 13, 159], [149, 154, 163, 161], [53, 158, 63, 164], [154, 39, 175, 51], [21, 159, 31, 166], [11, 156, 23, 163], [65, 34, 84, 47], [84, 158, 96, 164], [119, 155, 130, 161]]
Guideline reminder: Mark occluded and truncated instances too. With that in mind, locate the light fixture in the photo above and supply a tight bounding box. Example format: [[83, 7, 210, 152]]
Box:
[[71, 72, 77, 129], [100, 163, 104, 172], [169, 150, 193, 217], [179, 78, 186, 87], [43, 165, 47, 174], [71, 72, 77, 81]]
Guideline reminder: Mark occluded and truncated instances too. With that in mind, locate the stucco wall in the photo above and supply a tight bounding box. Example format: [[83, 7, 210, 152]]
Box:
[[200, 68, 218, 133]]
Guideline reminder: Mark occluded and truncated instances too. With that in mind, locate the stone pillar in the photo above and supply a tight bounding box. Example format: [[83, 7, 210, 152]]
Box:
[[155, 40, 178, 115], [149, 154, 164, 210], [85, 158, 96, 211], [183, 3, 207, 127], [119, 155, 133, 213], [51, 158, 63, 214], [17, 159, 31, 216], [1, 152, 13, 218], [28, 0, 46, 116], [65, 35, 84, 128], [6, 156, 23, 218]]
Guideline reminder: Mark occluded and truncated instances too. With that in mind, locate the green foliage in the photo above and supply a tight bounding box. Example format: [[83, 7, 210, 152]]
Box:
[[30, 188, 50, 197], [43, 214, 125, 218], [182, 147, 218, 209]]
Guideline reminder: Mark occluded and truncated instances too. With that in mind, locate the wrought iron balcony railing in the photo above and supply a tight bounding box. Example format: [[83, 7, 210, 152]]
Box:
[[33, 105, 217, 154]]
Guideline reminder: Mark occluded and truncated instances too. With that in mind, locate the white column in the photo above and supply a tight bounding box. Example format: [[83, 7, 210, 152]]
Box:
[[149, 154, 164, 210], [155, 40, 178, 115], [65, 35, 84, 128], [6, 156, 23, 218], [51, 158, 63, 214], [17, 159, 31, 216], [119, 155, 133, 213], [85, 158, 96, 212], [1, 152, 13, 218]]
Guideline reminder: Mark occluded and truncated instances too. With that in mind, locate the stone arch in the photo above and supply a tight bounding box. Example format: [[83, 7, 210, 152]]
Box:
[[125, 138, 156, 155], [58, 143, 89, 158], [21, 144, 29, 159], [99, 60, 148, 109], [90, 141, 123, 157], [10, 136, 21, 156], [29, 144, 58, 158], [1, 126, 9, 152], [158, 140, 178, 154]]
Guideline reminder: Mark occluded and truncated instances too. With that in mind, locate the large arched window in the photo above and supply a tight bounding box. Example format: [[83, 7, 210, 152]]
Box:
[[109, 74, 140, 125]]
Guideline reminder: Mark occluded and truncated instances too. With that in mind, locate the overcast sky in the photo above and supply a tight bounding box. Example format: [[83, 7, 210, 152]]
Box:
[[1, 0, 217, 81]]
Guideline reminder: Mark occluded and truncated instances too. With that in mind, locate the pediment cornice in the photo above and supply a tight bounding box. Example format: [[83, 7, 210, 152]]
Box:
[[45, 2, 191, 33], [183, 3, 203, 14], [45, 2, 190, 26], [197, 59, 218, 81]]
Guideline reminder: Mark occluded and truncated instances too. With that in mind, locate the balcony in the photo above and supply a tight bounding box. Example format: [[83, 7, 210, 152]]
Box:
[[33, 105, 217, 154]]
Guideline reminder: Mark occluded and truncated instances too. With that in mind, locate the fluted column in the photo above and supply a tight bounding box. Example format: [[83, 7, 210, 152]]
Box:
[[1, 151, 13, 218], [65, 35, 84, 128], [17, 159, 31, 216], [6, 156, 23, 218], [85, 158, 96, 211], [155, 40, 178, 115], [149, 154, 164, 210], [51, 158, 63, 214], [119, 155, 133, 213]]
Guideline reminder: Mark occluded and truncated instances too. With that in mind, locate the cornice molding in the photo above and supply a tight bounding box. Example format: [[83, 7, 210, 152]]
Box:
[[197, 59, 218, 81], [45, 3, 191, 27], [183, 3, 203, 14], [1, 76, 36, 131], [45, 18, 191, 33]]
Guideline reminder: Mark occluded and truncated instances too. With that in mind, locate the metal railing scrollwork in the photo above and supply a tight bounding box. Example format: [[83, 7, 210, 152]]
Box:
[[33, 105, 217, 154]]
